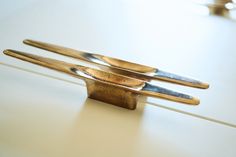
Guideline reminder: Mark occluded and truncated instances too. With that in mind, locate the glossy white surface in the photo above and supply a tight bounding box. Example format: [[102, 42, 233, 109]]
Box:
[[0, 0, 236, 157]]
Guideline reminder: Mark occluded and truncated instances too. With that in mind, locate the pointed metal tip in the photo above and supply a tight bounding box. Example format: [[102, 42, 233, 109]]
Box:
[[191, 97, 200, 105], [192, 81, 209, 89], [155, 70, 210, 89], [202, 82, 210, 89], [23, 39, 41, 47], [23, 39, 33, 45], [3, 49, 15, 55], [3, 49, 30, 59], [141, 83, 201, 105], [3, 49, 9, 55]]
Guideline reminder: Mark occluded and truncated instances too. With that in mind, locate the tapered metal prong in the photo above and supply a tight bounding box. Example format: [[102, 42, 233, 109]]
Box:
[[155, 70, 209, 89], [23, 39, 209, 89], [3, 49, 76, 77], [141, 83, 199, 105]]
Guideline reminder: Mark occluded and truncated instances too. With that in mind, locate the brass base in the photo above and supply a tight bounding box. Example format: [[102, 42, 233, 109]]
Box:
[[85, 80, 139, 110], [209, 6, 229, 17]]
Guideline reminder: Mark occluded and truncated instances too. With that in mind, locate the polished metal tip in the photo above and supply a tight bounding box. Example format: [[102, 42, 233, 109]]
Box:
[[155, 70, 210, 89], [3, 49, 15, 56], [23, 39, 32, 45]]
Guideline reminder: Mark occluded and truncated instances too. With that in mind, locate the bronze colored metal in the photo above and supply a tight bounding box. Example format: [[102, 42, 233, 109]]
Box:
[[23, 39, 209, 89], [3, 49, 200, 110], [202, 0, 236, 17]]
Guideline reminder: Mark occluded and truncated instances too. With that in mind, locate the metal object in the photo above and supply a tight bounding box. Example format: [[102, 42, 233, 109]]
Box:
[[3, 40, 209, 110], [23, 39, 209, 89], [199, 0, 236, 17]]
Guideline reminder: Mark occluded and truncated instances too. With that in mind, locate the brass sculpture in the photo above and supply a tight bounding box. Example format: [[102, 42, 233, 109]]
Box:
[[3, 40, 209, 109]]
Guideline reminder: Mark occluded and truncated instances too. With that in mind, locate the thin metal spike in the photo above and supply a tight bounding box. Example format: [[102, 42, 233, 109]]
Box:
[[155, 70, 209, 89]]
